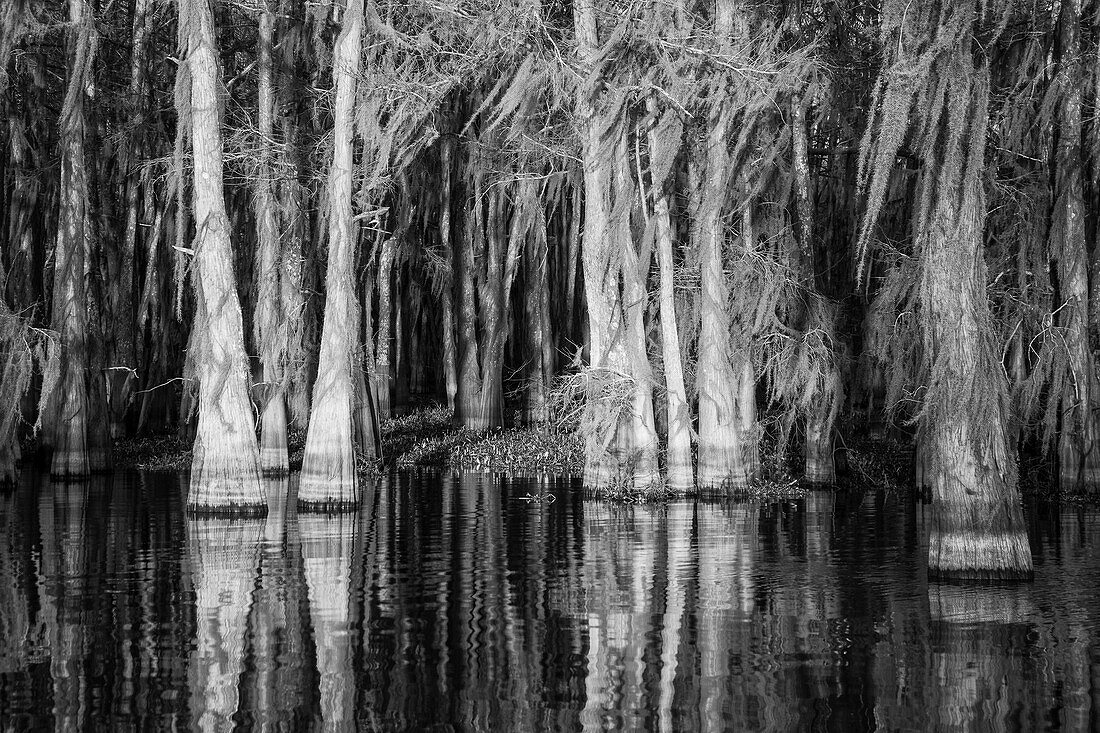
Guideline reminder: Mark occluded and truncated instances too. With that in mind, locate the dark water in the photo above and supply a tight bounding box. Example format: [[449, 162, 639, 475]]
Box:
[[2, 472, 1100, 732]]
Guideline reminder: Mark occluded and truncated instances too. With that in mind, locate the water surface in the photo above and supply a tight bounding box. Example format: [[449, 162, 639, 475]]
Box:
[[2, 471, 1099, 731]]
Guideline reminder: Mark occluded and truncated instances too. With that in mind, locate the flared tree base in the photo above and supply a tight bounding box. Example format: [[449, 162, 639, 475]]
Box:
[[259, 397, 290, 477], [662, 464, 694, 496], [803, 421, 835, 485], [299, 398, 359, 510], [697, 451, 752, 492], [50, 452, 90, 481], [928, 529, 1033, 582], [455, 386, 503, 432], [189, 432, 266, 513], [187, 503, 269, 518]]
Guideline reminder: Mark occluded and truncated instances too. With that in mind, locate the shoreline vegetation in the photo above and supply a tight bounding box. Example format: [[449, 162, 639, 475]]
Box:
[[34, 403, 1071, 505]]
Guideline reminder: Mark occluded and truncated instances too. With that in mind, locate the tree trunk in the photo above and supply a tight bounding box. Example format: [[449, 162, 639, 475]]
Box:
[[49, 0, 95, 480], [924, 64, 1031, 581], [573, 0, 658, 491], [648, 101, 693, 492], [254, 0, 289, 476], [694, 110, 750, 490], [278, 106, 310, 432], [298, 0, 370, 510], [792, 93, 840, 484], [524, 218, 551, 425], [439, 137, 459, 411], [455, 169, 484, 427], [454, 163, 517, 431], [374, 237, 395, 420], [1052, 0, 1100, 492], [615, 135, 660, 486], [181, 0, 265, 511]]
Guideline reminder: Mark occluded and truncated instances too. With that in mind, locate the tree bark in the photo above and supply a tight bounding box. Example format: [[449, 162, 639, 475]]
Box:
[[792, 92, 841, 485], [374, 236, 395, 420], [181, 0, 265, 511], [573, 0, 658, 491], [524, 214, 551, 425], [924, 63, 1031, 580], [1052, 0, 1100, 492], [439, 137, 459, 411], [694, 108, 750, 490], [298, 0, 371, 509], [648, 100, 692, 492], [254, 0, 289, 476], [49, 0, 95, 480]]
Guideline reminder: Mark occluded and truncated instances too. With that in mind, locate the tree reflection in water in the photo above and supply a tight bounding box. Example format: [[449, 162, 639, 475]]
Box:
[[2, 471, 1100, 730]]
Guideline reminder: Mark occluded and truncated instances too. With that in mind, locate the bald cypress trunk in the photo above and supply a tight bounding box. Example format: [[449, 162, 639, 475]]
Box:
[[923, 64, 1031, 581], [573, 0, 658, 491], [373, 237, 395, 421], [694, 113, 750, 491], [691, 1, 759, 492], [524, 221, 551, 426], [439, 137, 459, 412], [180, 0, 265, 511], [454, 166, 523, 431], [299, 0, 371, 510], [49, 0, 95, 480], [792, 93, 841, 485], [1052, 0, 1100, 492], [652, 169, 692, 491], [254, 0, 289, 476]]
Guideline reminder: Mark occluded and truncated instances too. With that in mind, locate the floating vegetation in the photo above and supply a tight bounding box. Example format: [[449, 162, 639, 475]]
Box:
[[112, 405, 584, 477]]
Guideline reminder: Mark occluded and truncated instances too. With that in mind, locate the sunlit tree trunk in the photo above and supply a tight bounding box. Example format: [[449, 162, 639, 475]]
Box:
[[615, 136, 660, 486], [573, 0, 658, 491], [374, 237, 395, 421], [1052, 0, 1100, 492], [648, 101, 693, 492], [692, 1, 758, 491], [299, 0, 371, 509], [49, 0, 95, 480], [923, 64, 1031, 580], [180, 0, 265, 511], [253, 0, 289, 476], [694, 117, 749, 490]]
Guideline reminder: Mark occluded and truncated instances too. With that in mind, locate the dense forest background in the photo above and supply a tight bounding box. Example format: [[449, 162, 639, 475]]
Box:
[[1, 0, 1098, 577]]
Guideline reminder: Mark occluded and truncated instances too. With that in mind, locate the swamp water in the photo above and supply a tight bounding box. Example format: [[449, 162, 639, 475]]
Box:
[[1, 471, 1099, 732]]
